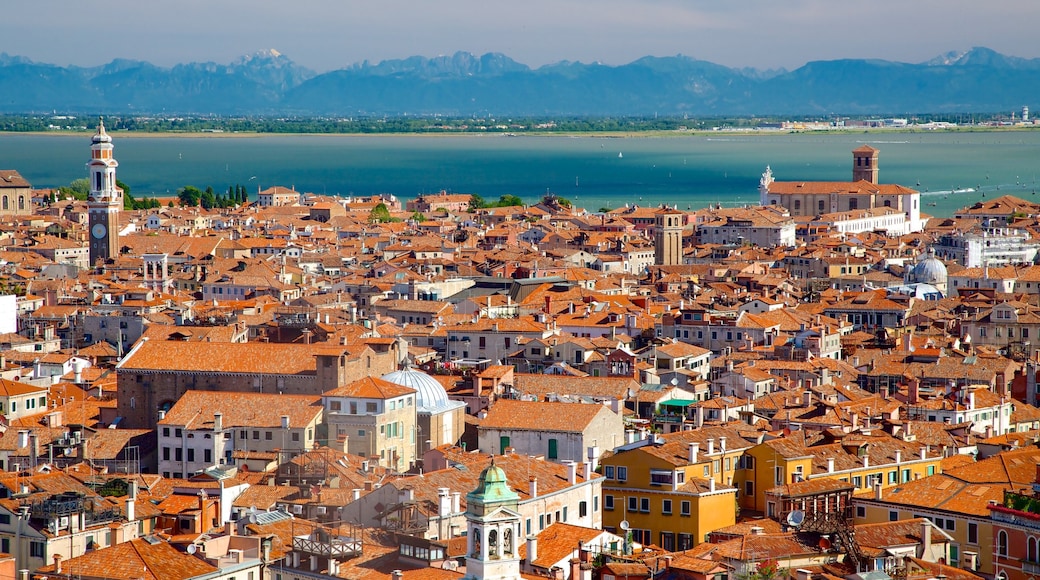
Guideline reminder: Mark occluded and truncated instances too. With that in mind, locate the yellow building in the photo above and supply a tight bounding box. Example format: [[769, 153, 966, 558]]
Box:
[[599, 429, 745, 550], [852, 446, 1040, 577], [743, 430, 943, 515]]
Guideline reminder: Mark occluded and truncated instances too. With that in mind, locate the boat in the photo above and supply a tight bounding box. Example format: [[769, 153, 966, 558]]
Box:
[[618, 152, 623, 159]]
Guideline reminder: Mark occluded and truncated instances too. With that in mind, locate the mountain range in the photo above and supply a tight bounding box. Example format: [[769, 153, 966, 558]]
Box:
[[1, 47, 1037, 117]]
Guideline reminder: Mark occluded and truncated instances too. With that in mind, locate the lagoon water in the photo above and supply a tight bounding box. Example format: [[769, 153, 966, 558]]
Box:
[[2, 131, 1040, 217]]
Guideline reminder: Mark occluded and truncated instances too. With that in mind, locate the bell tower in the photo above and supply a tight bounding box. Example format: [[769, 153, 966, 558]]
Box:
[[465, 459, 522, 580], [653, 206, 684, 266], [852, 145, 879, 184], [87, 118, 122, 266]]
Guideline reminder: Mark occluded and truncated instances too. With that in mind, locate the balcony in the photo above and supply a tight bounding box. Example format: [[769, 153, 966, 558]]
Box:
[[293, 532, 362, 559]]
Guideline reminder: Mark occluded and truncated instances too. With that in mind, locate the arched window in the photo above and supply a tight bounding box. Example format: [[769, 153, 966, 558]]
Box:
[[998, 530, 1009, 556], [1, 196, 7, 210], [18, 196, 24, 210], [1029, 536, 1038, 562], [883, 200, 892, 207], [488, 529, 498, 558], [818, 200, 825, 212]]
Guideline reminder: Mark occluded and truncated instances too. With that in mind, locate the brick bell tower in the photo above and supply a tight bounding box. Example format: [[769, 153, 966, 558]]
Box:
[[87, 118, 122, 266]]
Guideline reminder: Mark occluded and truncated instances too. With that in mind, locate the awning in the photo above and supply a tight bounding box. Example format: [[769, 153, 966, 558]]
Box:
[[659, 399, 697, 407]]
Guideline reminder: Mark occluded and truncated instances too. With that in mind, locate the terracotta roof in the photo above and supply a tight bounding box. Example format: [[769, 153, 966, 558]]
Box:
[[158, 390, 322, 430], [479, 399, 612, 432], [323, 376, 416, 399]]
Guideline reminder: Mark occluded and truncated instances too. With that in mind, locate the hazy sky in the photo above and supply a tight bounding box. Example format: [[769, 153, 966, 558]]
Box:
[[7, 1, 1040, 72]]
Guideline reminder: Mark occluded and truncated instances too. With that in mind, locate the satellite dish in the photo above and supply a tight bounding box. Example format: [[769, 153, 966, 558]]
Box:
[[818, 537, 832, 550], [186, 544, 197, 555], [787, 510, 805, 528], [619, 520, 630, 531]]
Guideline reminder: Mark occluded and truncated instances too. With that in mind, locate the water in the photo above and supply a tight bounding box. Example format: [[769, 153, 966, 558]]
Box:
[[2, 131, 1040, 217]]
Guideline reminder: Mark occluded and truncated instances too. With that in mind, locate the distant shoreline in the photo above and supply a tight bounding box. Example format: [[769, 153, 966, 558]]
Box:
[[3, 125, 1039, 139]]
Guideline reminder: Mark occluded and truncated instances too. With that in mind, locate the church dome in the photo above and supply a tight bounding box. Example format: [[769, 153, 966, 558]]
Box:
[[381, 368, 450, 410], [910, 248, 948, 285]]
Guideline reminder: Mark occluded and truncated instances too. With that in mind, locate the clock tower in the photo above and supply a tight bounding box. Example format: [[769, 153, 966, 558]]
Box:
[[87, 118, 122, 266]]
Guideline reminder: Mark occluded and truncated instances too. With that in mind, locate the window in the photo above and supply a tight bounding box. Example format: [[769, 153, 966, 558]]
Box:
[[818, 200, 825, 212], [617, 466, 627, 481], [681, 501, 691, 516], [604, 466, 615, 479], [968, 522, 978, 544], [856, 506, 865, 518], [1029, 537, 1038, 563], [265, 431, 273, 441], [604, 495, 614, 510], [662, 499, 672, 515], [650, 470, 673, 486], [187, 449, 195, 462], [628, 497, 638, 512], [175, 448, 182, 461], [640, 498, 650, 513], [30, 541, 44, 558], [889, 511, 898, 522], [240, 430, 247, 440], [745, 481, 753, 497], [0, 514, 9, 525], [204, 449, 212, 463], [579, 501, 588, 518], [163, 447, 170, 460], [997, 530, 1008, 556], [548, 439, 558, 460], [292, 432, 300, 442]]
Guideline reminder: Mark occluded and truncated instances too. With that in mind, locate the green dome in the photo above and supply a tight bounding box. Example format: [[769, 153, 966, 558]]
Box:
[[466, 460, 519, 510]]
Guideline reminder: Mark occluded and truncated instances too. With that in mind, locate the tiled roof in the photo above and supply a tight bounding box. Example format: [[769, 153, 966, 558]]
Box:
[[519, 522, 607, 568], [479, 399, 611, 432], [323, 376, 416, 399], [33, 536, 217, 580], [159, 390, 322, 429], [117, 339, 335, 375]]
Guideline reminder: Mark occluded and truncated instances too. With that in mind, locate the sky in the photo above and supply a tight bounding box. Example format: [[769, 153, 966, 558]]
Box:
[[6, 0, 1040, 72]]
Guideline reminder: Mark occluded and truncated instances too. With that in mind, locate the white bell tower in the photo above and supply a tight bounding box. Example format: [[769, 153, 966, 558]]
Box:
[[87, 118, 122, 265], [464, 460, 523, 580]]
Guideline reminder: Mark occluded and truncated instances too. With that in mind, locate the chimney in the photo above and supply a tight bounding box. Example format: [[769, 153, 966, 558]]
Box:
[[719, 437, 727, 452], [827, 457, 835, 473], [920, 520, 932, 557], [920, 447, 927, 461], [804, 390, 812, 407], [851, 412, 859, 431], [795, 570, 812, 580], [567, 462, 577, 485], [392, 571, 403, 580], [281, 415, 290, 430], [708, 478, 715, 493], [16, 431, 27, 450], [213, 412, 223, 432], [53, 555, 62, 575], [750, 526, 764, 535], [688, 442, 700, 464], [874, 480, 883, 501], [438, 488, 451, 516], [895, 450, 902, 464], [127, 480, 138, 521], [452, 492, 461, 513], [352, 488, 361, 501], [529, 477, 538, 498], [527, 535, 538, 563], [863, 455, 869, 468], [707, 438, 715, 455], [696, 406, 704, 428]]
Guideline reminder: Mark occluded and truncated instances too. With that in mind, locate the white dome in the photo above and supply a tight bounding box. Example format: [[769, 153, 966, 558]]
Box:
[[382, 368, 450, 410], [911, 248, 948, 285]]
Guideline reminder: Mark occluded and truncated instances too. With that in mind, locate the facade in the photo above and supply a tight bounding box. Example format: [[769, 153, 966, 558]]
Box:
[[758, 146, 923, 234], [464, 460, 524, 580], [598, 430, 742, 550], [934, 227, 1040, 267], [478, 400, 624, 464], [256, 185, 300, 206], [115, 339, 399, 429], [0, 170, 32, 216], [157, 390, 322, 478], [321, 376, 417, 471], [86, 119, 122, 265], [695, 205, 796, 248], [382, 367, 466, 457]]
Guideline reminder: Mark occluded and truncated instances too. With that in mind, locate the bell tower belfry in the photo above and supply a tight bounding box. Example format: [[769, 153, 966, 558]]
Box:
[[87, 118, 122, 266], [852, 145, 879, 184], [465, 459, 522, 580]]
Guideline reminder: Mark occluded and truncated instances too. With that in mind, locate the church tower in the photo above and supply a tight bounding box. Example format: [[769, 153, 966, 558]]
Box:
[[87, 119, 122, 266], [852, 145, 879, 184], [464, 460, 522, 580], [653, 206, 684, 266]]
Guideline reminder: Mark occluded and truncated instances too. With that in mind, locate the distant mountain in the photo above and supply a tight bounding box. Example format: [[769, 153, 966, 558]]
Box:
[[0, 48, 1037, 116]]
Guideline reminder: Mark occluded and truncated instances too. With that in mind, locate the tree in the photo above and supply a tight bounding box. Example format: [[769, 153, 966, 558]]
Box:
[[370, 203, 392, 223], [178, 186, 202, 206], [410, 211, 427, 222], [201, 186, 217, 209], [469, 194, 487, 210], [59, 178, 90, 201], [496, 194, 524, 207]]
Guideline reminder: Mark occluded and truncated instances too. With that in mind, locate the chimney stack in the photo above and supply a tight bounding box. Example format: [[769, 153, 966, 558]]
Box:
[[527, 535, 538, 563], [874, 480, 883, 501], [529, 477, 538, 498], [688, 442, 700, 464], [53, 555, 62, 575], [920, 520, 932, 557]]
